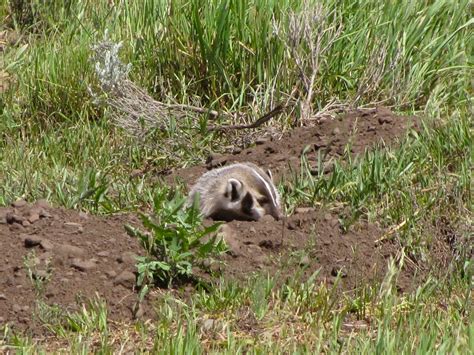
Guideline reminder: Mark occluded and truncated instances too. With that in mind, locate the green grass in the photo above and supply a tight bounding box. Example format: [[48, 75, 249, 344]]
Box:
[[1, 264, 471, 353], [0, 0, 472, 352], [283, 114, 471, 258]]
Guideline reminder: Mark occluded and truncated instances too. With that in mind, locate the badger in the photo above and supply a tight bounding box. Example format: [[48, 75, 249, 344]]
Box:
[[187, 162, 282, 221]]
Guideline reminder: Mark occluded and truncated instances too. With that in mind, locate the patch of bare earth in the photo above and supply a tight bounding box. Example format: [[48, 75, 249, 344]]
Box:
[[167, 107, 419, 184], [0, 108, 453, 336]]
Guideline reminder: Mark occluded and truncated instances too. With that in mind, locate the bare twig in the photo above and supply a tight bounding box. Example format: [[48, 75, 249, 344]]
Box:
[[208, 104, 287, 132]]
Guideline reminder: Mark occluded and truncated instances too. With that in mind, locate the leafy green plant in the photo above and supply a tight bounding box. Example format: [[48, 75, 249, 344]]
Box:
[[125, 188, 227, 289]]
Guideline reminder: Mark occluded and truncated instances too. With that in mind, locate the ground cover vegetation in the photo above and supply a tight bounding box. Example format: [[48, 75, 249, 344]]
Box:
[[0, 0, 472, 352]]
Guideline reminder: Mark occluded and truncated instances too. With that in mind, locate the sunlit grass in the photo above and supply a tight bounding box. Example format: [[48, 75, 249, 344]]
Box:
[[0, 0, 472, 352]]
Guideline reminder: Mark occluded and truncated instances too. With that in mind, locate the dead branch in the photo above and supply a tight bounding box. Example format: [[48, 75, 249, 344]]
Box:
[[208, 104, 287, 132]]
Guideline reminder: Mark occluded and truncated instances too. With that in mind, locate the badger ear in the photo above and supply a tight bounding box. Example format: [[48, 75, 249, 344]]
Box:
[[266, 169, 274, 181], [225, 178, 243, 202]]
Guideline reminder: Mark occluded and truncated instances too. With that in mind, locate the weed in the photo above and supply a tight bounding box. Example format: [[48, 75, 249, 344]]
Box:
[[125, 188, 227, 290], [23, 250, 52, 298]]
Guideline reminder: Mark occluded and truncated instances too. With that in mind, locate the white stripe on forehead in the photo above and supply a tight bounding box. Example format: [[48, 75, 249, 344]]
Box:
[[250, 168, 278, 207]]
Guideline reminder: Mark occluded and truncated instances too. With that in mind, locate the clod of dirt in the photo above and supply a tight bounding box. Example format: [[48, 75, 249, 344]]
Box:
[[6, 212, 24, 224], [23, 235, 42, 248], [64, 222, 84, 233], [114, 271, 136, 289], [71, 259, 97, 272], [40, 239, 54, 251], [12, 199, 28, 208], [27, 211, 40, 224], [55, 244, 86, 258], [34, 199, 51, 209], [116, 251, 138, 265]]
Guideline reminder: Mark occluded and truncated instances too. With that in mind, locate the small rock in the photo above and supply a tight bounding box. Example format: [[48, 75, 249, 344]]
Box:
[[114, 271, 136, 288], [71, 259, 96, 272], [299, 255, 311, 266], [0, 212, 7, 224], [314, 139, 329, 149], [35, 199, 51, 209], [247, 244, 262, 253], [24, 235, 42, 248], [105, 270, 117, 278], [295, 207, 315, 214], [324, 213, 333, 222], [78, 212, 89, 220], [12, 304, 22, 313], [64, 222, 83, 233], [249, 227, 257, 234], [6, 213, 24, 224], [332, 127, 341, 135], [12, 199, 27, 208], [55, 244, 86, 258], [0, 293, 6, 300], [40, 239, 54, 251], [27, 211, 40, 224], [287, 221, 296, 230], [39, 209, 52, 218], [117, 251, 137, 265], [367, 126, 376, 132], [232, 148, 242, 155], [97, 251, 110, 257], [255, 138, 268, 145], [22, 220, 31, 227]]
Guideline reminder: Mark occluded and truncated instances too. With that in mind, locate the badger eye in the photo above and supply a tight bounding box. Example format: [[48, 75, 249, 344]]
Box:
[[257, 197, 269, 205], [242, 193, 254, 215]]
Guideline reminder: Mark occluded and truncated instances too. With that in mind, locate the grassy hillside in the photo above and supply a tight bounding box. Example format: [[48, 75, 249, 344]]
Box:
[[0, 0, 472, 352]]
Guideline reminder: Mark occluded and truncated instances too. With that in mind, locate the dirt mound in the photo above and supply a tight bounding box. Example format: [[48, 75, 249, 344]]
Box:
[[218, 209, 406, 289], [0, 202, 424, 336], [0, 201, 144, 334], [167, 107, 419, 185], [1, 108, 439, 336]]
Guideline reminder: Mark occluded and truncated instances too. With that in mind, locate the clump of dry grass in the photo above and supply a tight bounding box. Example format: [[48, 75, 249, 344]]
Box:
[[89, 30, 214, 138]]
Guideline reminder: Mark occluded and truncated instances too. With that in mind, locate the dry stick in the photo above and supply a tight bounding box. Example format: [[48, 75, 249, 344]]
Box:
[[207, 104, 287, 132], [160, 103, 233, 120], [279, 215, 287, 248]]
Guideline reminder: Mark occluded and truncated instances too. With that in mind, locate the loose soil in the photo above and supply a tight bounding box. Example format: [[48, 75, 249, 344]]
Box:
[[167, 107, 419, 185], [0, 108, 452, 336]]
